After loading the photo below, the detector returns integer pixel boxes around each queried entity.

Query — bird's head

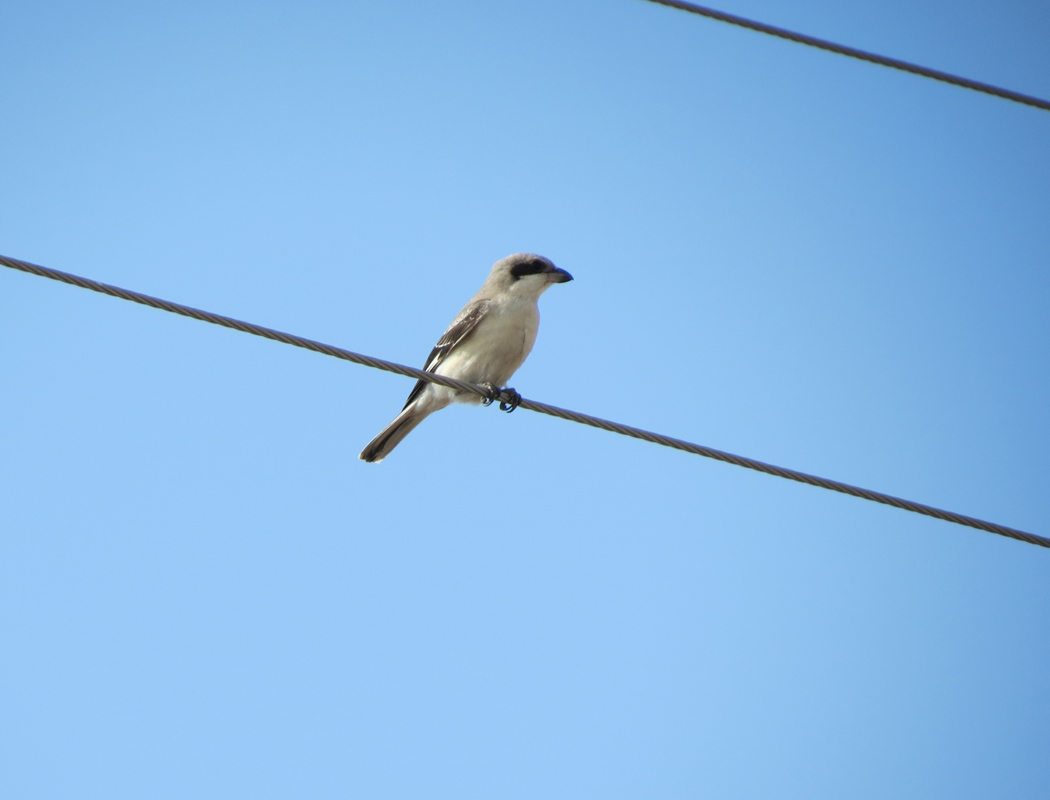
[490,253,573,297]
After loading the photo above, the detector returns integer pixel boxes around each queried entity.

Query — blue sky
[2,1,1048,797]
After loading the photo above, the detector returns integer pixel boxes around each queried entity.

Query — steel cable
[641,0,1050,113]
[3,253,1047,550]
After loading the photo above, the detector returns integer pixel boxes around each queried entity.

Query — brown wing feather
[401,299,489,409]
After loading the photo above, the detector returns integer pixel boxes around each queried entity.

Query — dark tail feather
[359,407,429,463]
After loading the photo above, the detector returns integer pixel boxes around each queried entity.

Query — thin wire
[3,253,1047,550]
[641,0,1050,113]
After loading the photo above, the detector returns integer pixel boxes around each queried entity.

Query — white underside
[425,290,540,409]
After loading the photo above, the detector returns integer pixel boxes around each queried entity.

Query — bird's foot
[499,387,521,413]
[479,383,521,412]
[479,382,501,407]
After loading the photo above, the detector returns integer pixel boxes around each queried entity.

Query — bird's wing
[401,299,490,409]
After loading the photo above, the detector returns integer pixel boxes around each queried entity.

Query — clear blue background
[2,1,1048,797]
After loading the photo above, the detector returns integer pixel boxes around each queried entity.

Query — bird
[359,253,573,463]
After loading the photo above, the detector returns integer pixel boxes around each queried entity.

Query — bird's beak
[548,266,573,283]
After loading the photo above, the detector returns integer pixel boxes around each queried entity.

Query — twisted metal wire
[3,253,1047,550]
[642,0,1050,113]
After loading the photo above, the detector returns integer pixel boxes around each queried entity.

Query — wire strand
[3,253,1047,550]
[641,0,1050,113]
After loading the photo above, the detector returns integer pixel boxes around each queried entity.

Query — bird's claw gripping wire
[480,383,501,407]
[499,388,522,413]
[479,383,521,412]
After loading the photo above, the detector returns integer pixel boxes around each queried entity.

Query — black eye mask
[510,259,549,279]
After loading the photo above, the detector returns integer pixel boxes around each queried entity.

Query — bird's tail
[359,405,430,463]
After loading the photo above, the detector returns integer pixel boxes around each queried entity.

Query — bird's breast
[436,297,539,390]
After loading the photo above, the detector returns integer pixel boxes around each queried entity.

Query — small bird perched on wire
[359,253,573,463]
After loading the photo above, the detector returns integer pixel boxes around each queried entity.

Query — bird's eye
[510,259,547,279]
